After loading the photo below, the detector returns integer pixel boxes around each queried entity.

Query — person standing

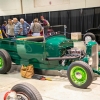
[31,18,42,36]
[13,18,23,36]
[30,19,34,29]
[0,25,3,39]
[40,16,50,36]
[1,21,8,38]
[20,18,30,36]
[6,19,15,38]
[30,18,38,30]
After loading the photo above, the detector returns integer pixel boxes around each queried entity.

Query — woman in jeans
[6,19,15,38]
[31,18,43,36]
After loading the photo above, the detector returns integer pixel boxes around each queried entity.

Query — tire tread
[11,82,43,100]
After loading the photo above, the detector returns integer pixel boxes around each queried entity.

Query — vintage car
[0,33,100,89]
[83,25,100,44]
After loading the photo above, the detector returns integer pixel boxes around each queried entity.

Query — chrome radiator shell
[91,44,98,70]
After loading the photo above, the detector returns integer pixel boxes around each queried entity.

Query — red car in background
[27,27,54,36]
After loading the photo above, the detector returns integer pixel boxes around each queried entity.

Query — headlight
[88,57,93,65]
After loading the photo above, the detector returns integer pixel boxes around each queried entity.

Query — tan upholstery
[17,36,44,42]
[17,36,44,40]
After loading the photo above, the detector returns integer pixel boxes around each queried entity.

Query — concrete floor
[0,41,100,100]
[0,70,100,100]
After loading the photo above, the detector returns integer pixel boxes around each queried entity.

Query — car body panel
[0,35,73,70]
[86,28,100,34]
[45,35,73,57]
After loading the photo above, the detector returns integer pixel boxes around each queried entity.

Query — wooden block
[71,32,82,40]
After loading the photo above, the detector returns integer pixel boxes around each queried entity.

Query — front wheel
[67,61,94,89]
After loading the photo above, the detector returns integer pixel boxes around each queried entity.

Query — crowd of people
[0,16,50,39]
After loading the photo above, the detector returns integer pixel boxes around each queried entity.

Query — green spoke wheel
[70,66,87,86]
[67,61,93,89]
[0,57,3,69]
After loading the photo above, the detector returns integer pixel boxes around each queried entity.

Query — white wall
[22,0,34,14]
[0,0,22,16]
[0,0,100,16]
[22,0,100,14]
[86,0,100,8]
[22,0,85,14]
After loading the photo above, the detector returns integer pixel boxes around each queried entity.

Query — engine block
[67,47,84,57]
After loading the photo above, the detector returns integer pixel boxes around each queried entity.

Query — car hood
[45,34,73,48]
[86,28,100,33]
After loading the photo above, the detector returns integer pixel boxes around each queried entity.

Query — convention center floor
[0,68,100,100]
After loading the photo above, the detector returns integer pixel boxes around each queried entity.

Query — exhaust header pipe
[46,56,79,61]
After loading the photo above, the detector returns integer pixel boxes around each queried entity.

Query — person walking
[40,16,50,36]
[13,18,23,36]
[6,19,15,38]
[31,18,42,36]
[20,18,30,36]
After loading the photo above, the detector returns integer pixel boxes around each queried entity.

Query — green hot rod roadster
[0,33,99,89]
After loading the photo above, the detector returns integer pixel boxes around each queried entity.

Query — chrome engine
[67,47,85,57]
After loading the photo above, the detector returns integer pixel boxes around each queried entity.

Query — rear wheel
[67,61,93,89]
[0,49,11,74]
